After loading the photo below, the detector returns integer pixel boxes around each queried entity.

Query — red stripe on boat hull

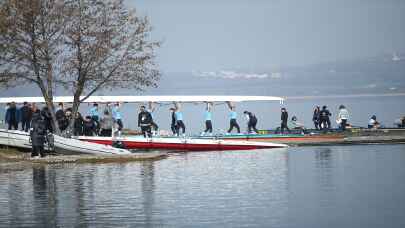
[82,139,282,151]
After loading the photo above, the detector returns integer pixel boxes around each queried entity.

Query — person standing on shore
[89,103,100,134]
[227,105,240,134]
[320,106,332,130]
[99,109,114,137]
[280,107,290,134]
[169,108,177,135]
[312,106,321,130]
[138,105,153,138]
[203,102,213,135]
[30,110,47,158]
[55,103,68,132]
[147,102,159,135]
[174,103,186,136]
[5,102,18,130]
[112,102,123,135]
[337,105,349,130]
[244,111,259,134]
[20,102,32,132]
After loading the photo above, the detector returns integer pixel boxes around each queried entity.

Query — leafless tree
[0,0,160,134]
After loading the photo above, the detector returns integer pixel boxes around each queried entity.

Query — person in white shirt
[337,105,349,130]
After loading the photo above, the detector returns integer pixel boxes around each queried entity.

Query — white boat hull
[0,129,131,155]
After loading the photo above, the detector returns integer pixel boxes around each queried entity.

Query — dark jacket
[171,112,176,126]
[320,108,331,119]
[74,116,84,136]
[41,108,53,132]
[20,105,32,122]
[138,111,153,127]
[83,120,95,136]
[281,111,288,123]
[56,109,68,131]
[246,112,257,124]
[312,109,320,121]
[5,106,17,123]
[31,113,47,146]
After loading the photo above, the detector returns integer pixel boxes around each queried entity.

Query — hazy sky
[128,0,405,72]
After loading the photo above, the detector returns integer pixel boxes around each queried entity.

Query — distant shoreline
[286,93,405,100]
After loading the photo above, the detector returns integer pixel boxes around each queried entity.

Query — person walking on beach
[312,106,321,130]
[138,105,153,138]
[319,106,331,129]
[5,102,18,130]
[20,102,32,132]
[203,102,213,135]
[30,110,47,158]
[280,107,290,134]
[244,111,258,134]
[337,105,349,130]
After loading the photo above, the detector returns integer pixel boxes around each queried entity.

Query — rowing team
[138,102,258,138]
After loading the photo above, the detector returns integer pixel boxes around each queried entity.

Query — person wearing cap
[337,105,349,130]
[244,111,258,134]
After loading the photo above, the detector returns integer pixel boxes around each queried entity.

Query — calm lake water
[1,144,405,227]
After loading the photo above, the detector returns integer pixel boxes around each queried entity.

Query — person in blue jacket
[227,105,240,134]
[203,103,213,135]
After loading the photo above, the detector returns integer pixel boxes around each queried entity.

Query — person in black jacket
[41,107,53,133]
[30,110,47,158]
[319,105,332,130]
[55,102,68,131]
[5,102,18,130]
[83,115,96,136]
[138,106,153,138]
[244,111,258,133]
[20,102,32,132]
[280,107,290,134]
[73,113,84,136]
[312,106,321,130]
[169,108,177,135]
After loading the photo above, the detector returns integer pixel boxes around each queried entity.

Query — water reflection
[140,161,156,227]
[32,166,50,227]
[1,145,405,227]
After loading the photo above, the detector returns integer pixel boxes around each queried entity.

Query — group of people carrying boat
[3,100,405,139]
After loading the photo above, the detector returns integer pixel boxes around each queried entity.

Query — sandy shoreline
[0,147,167,171]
